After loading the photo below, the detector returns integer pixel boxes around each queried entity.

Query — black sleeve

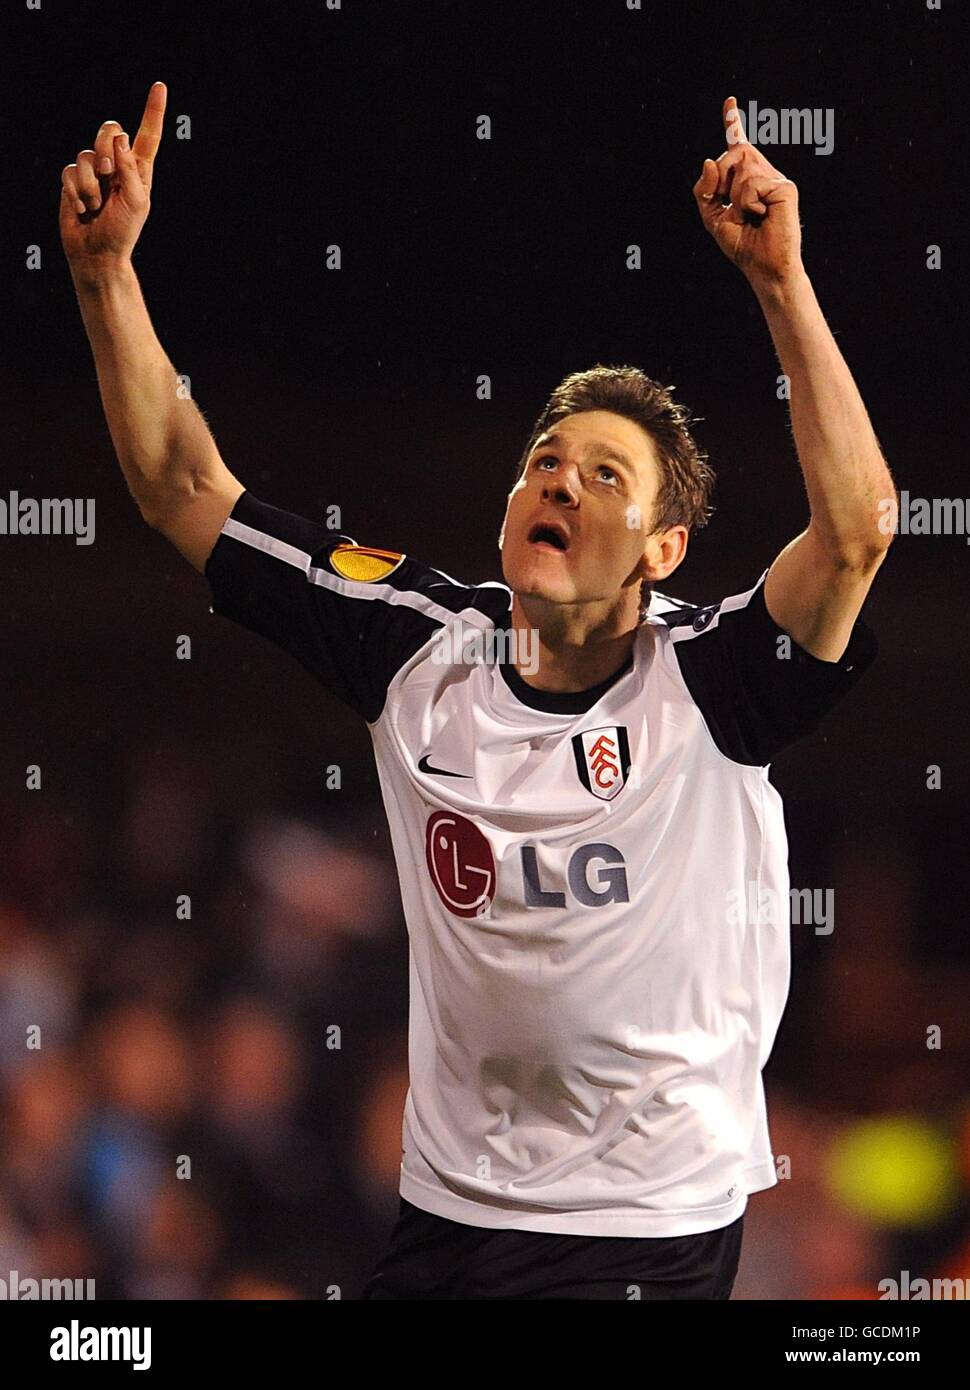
[665,573,878,766]
[204,490,464,722]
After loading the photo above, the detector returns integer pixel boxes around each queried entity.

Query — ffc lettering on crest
[571,726,631,801]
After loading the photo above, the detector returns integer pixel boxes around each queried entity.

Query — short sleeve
[204,490,462,722]
[662,572,878,766]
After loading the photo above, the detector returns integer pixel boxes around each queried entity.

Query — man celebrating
[61,87,894,1300]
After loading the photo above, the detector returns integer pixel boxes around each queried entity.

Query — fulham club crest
[572,726,631,801]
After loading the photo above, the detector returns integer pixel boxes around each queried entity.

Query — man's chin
[506,575,576,608]
[501,550,583,606]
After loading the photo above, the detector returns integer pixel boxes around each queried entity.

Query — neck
[508,590,645,692]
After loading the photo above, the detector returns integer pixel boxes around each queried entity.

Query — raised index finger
[722,94,748,146]
[132,81,167,164]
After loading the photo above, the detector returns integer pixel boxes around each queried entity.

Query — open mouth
[527,522,570,552]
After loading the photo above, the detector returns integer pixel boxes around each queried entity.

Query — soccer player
[61,86,895,1300]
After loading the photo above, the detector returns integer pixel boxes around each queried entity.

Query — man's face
[499,410,672,610]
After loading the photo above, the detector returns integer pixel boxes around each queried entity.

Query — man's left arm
[693,97,898,661]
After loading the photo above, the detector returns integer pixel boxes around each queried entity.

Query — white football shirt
[206,491,877,1237]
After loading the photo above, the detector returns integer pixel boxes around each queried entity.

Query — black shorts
[360,1197,744,1300]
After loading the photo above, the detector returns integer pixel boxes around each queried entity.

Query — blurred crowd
[0,742,412,1299]
[1,735,968,1300]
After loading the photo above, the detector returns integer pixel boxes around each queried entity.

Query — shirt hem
[741,1155,779,1196]
[399,1169,754,1238]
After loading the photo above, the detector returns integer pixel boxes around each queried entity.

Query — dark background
[2,0,968,1299]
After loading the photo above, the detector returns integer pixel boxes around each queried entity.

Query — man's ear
[635,525,690,584]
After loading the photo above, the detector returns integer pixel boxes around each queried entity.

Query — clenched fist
[60,82,167,271]
[693,96,803,290]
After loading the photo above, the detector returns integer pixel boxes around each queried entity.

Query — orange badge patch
[329,544,405,582]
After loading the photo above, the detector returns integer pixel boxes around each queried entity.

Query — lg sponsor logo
[425,811,629,917]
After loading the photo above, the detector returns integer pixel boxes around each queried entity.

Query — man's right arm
[70,259,243,572]
[59,84,500,724]
[61,82,243,572]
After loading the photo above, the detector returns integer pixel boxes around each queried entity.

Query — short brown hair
[515,364,715,536]
[514,364,711,614]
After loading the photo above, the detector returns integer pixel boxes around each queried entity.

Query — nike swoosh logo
[418,754,471,778]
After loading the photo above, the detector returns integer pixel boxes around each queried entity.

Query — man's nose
[541,474,579,505]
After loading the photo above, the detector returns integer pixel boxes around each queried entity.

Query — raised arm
[692,97,897,661]
[60,82,243,573]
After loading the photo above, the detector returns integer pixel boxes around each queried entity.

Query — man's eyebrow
[531,432,637,473]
